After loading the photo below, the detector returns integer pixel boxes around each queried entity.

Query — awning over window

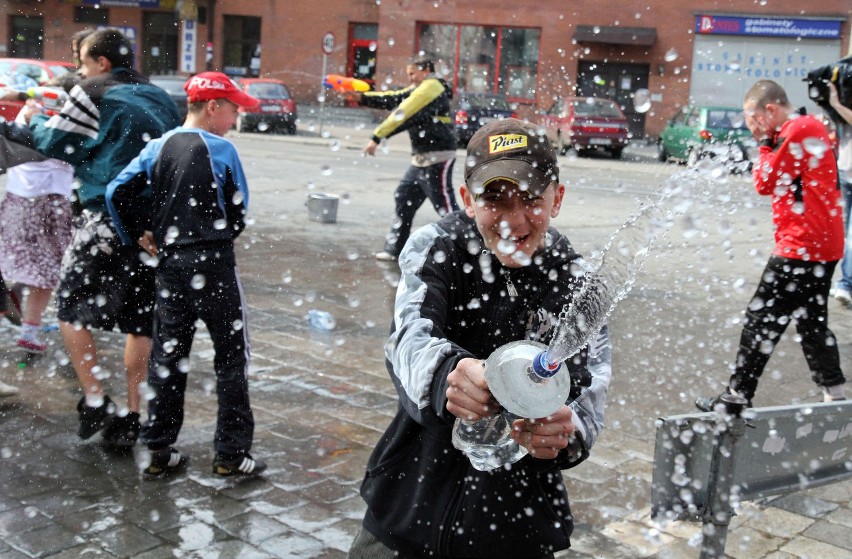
[574,26,657,46]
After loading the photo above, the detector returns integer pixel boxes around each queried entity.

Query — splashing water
[543,194,667,367]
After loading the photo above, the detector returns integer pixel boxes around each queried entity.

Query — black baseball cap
[464,118,559,197]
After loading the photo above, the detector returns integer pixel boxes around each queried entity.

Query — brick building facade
[1,0,849,137]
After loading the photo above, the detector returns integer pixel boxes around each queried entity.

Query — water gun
[323,74,370,93]
[26,86,69,115]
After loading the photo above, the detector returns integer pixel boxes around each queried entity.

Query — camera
[806,56,852,123]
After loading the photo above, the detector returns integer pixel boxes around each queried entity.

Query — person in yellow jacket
[352,57,459,261]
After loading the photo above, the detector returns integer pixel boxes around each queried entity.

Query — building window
[74,7,109,25]
[10,16,44,58]
[417,23,540,102]
[223,15,262,77]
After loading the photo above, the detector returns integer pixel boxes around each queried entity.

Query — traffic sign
[321,32,335,55]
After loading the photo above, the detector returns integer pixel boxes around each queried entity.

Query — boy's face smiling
[460,177,565,268]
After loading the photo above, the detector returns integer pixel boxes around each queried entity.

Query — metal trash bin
[306,193,339,224]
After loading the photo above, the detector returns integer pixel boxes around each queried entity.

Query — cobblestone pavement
[0,122,850,558]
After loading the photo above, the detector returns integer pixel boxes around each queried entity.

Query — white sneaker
[832,287,852,305]
[374,251,397,262]
[0,380,19,398]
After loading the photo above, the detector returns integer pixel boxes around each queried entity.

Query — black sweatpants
[729,255,846,401]
[141,261,254,457]
[383,158,458,257]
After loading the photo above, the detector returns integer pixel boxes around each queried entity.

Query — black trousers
[347,524,555,559]
[140,263,254,457]
[383,158,458,256]
[729,255,846,401]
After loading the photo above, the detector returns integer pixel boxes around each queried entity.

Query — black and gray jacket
[360,211,612,558]
[360,76,456,155]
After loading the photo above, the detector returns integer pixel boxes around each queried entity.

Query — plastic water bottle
[307,309,336,330]
[451,412,527,472]
[452,340,570,471]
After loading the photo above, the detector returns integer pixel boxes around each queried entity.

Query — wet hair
[744,80,790,108]
[409,56,434,73]
[71,29,94,63]
[187,98,234,114]
[80,28,134,69]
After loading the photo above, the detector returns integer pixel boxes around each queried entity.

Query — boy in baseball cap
[105,71,265,479]
[348,118,612,558]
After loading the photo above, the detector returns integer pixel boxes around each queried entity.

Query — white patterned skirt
[0,193,73,289]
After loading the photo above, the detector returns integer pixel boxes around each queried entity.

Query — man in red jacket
[697,80,847,411]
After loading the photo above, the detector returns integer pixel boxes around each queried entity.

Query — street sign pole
[319,32,335,136]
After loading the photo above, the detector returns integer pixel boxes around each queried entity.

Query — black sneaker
[143,447,188,480]
[77,395,115,439]
[212,453,267,477]
[102,412,140,447]
[695,390,752,413]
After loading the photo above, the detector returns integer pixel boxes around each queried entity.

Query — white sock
[824,384,847,402]
[20,322,41,343]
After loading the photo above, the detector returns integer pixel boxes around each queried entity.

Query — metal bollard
[699,393,749,559]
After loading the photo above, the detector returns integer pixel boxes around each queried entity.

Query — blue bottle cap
[531,351,560,378]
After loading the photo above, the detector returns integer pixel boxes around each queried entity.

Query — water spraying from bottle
[453,175,693,472]
[542,194,668,367]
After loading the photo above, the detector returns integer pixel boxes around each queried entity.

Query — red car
[540,96,630,159]
[0,58,77,121]
[234,77,297,135]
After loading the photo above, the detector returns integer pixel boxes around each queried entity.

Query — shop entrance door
[577,61,649,139]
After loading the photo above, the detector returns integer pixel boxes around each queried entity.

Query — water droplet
[633,88,651,113]
[191,274,206,289]
[664,48,678,62]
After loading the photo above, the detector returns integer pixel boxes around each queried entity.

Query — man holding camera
[829,80,852,304]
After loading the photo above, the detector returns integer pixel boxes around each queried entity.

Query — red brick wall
[1,0,849,137]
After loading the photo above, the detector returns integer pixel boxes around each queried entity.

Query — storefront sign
[696,15,841,39]
[181,20,197,74]
[83,0,161,7]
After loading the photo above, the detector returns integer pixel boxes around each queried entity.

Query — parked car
[539,96,630,159]
[0,58,76,121]
[453,92,516,147]
[234,78,297,134]
[658,105,756,173]
[149,74,189,121]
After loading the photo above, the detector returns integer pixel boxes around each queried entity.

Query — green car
[658,105,757,173]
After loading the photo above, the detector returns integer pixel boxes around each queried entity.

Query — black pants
[729,255,846,400]
[140,263,254,457]
[383,158,458,256]
[347,525,555,559]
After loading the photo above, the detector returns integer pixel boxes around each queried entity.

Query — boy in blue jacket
[106,72,266,478]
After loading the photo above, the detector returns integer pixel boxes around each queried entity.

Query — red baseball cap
[183,72,260,108]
